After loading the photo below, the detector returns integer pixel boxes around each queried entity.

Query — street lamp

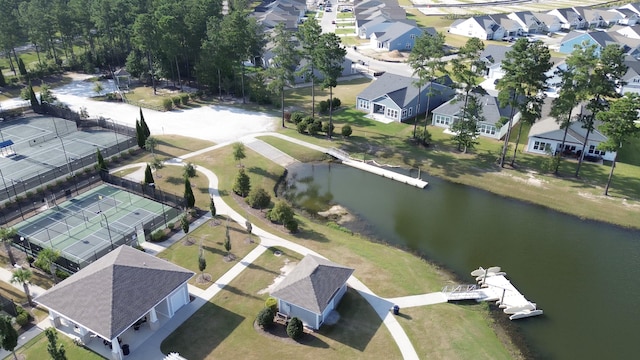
[99,213,114,250]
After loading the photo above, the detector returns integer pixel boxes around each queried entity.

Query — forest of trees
[0,0,278,97]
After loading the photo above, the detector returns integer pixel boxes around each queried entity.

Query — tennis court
[14,184,181,271]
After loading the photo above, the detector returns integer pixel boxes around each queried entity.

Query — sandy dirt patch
[257,259,297,295]
[317,204,356,224]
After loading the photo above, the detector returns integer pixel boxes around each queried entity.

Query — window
[533,141,549,151]
[406,43,411,49]
[401,109,407,118]
[386,108,398,119]
[408,107,413,116]
[358,99,370,110]
[588,145,605,155]
[478,123,496,135]
[410,34,416,39]
[433,114,452,126]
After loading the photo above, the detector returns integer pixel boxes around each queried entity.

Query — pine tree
[140,108,150,138]
[28,83,39,109]
[224,224,231,256]
[184,178,195,209]
[232,168,251,197]
[136,120,145,148]
[45,328,66,360]
[181,213,190,234]
[0,70,6,87]
[96,148,107,171]
[144,164,154,184]
[209,198,216,217]
[0,314,19,360]
[17,57,27,76]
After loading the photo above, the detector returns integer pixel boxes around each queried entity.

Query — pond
[283,162,640,359]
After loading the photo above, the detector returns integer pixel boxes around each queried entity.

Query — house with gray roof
[530,12,563,33]
[526,104,614,161]
[620,56,640,94]
[356,72,455,123]
[547,7,587,30]
[614,24,640,39]
[490,13,523,37]
[507,11,545,34]
[35,245,194,360]
[431,91,520,140]
[369,22,424,51]
[480,44,512,80]
[608,8,639,26]
[449,15,505,40]
[270,254,354,330]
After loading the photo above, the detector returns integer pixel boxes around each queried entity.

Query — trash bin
[122,344,130,356]
[393,305,400,315]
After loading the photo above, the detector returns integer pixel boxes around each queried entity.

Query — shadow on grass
[165,176,184,185]
[160,302,244,359]
[318,288,382,352]
[245,166,280,183]
[245,262,279,275]
[217,284,262,301]
[298,227,330,243]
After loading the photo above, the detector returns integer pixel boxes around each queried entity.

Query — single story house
[270,254,354,330]
[449,15,505,40]
[35,245,194,360]
[479,45,512,80]
[526,106,615,161]
[355,72,456,123]
[431,91,520,139]
[369,22,424,51]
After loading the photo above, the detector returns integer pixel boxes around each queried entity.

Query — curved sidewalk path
[116,134,429,359]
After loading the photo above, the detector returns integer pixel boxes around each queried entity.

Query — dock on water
[326,148,428,189]
[442,267,543,320]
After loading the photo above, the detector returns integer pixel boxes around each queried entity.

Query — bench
[274,312,290,325]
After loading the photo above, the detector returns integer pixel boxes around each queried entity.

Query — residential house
[620,56,640,94]
[261,46,354,84]
[526,106,614,161]
[598,9,624,27]
[34,246,194,360]
[559,30,618,54]
[572,6,607,28]
[448,15,505,40]
[547,7,587,30]
[619,2,640,16]
[614,24,640,39]
[358,18,418,39]
[431,91,520,140]
[479,45,512,80]
[507,11,545,34]
[608,8,639,26]
[530,12,563,33]
[355,72,455,123]
[253,0,307,29]
[270,254,354,330]
[490,13,523,37]
[370,22,424,51]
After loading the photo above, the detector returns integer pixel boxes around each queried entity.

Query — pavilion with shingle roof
[35,245,193,360]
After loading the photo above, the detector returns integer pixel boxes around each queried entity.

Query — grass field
[6,331,104,360]
[161,247,401,359]
[157,218,257,289]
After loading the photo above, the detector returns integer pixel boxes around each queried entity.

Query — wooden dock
[326,148,428,189]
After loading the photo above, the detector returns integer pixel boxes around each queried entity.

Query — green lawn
[6,331,104,360]
[157,218,257,289]
[335,28,356,35]
[161,247,401,359]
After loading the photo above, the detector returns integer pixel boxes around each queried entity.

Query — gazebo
[113,68,131,91]
[35,245,194,360]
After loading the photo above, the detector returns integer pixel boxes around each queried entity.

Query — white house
[608,8,640,26]
[270,255,354,330]
[35,246,194,360]
[507,11,545,34]
[526,107,615,161]
[547,8,587,30]
[479,45,512,80]
[449,15,505,40]
[620,57,640,94]
[531,12,563,33]
[431,91,521,140]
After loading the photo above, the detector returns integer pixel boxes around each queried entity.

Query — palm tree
[0,227,18,266]
[36,248,60,283]
[10,268,33,306]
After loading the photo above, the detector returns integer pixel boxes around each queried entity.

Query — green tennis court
[14,184,180,271]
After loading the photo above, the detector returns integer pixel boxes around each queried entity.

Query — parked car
[325,7,332,12]
[341,8,352,12]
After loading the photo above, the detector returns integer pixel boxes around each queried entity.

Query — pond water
[283,162,640,359]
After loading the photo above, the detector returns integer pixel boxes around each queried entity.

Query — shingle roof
[529,103,607,143]
[35,245,194,340]
[270,255,353,314]
[432,91,516,125]
[376,22,421,43]
[480,45,512,65]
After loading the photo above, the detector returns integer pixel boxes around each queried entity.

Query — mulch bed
[253,320,315,345]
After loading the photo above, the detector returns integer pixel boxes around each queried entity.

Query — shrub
[296,119,308,134]
[265,297,278,311]
[172,96,181,106]
[246,187,271,209]
[332,97,341,108]
[162,98,173,111]
[284,111,292,123]
[56,269,69,280]
[180,93,190,105]
[15,312,29,327]
[167,222,175,229]
[286,317,303,340]
[318,100,329,114]
[341,125,352,137]
[291,112,304,124]
[307,119,322,135]
[267,200,294,224]
[256,307,275,329]
[151,230,166,242]
[322,121,334,135]
[284,219,299,233]
[233,168,251,197]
